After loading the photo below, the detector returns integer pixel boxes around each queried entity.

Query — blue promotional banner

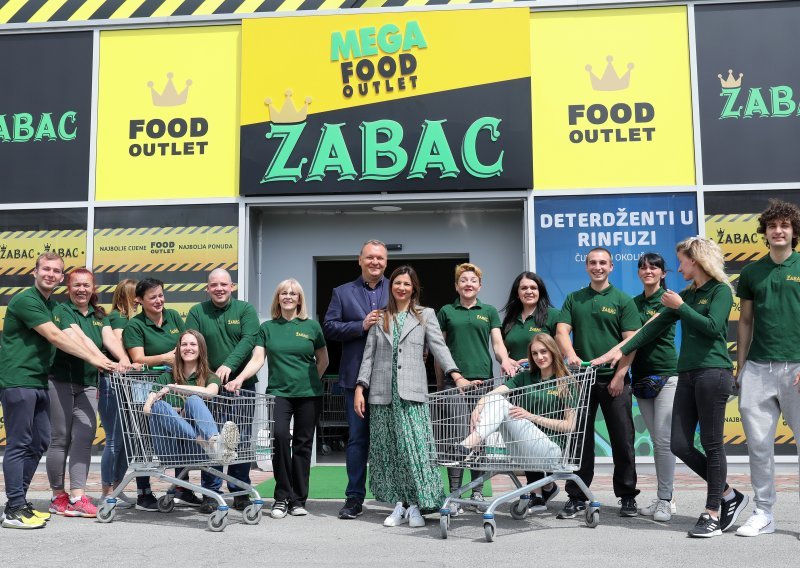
[534,193,698,308]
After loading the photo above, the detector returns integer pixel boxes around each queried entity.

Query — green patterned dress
[368,311,446,512]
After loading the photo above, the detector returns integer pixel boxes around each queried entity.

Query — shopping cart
[428,365,598,542]
[97,370,275,532]
[318,375,348,455]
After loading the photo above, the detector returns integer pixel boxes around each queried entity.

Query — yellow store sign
[531,7,695,189]
[95,27,240,200]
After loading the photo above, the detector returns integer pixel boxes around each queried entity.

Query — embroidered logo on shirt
[227,319,240,325]
[475,314,489,323]
[295,331,311,340]
[698,298,709,305]
[92,320,104,327]
[528,326,544,333]
[646,309,657,317]
[786,275,800,283]
[601,306,617,315]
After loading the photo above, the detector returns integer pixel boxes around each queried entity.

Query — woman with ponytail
[594,238,749,538]
[47,268,131,519]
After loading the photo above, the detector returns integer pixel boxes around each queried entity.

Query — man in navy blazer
[323,239,389,519]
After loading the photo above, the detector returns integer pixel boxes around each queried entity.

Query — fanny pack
[632,375,669,399]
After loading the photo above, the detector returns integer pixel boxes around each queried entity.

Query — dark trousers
[273,395,321,506]
[565,381,638,500]
[1,387,51,508]
[202,386,255,493]
[343,387,370,502]
[671,368,732,512]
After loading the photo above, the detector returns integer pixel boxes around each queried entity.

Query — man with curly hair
[736,199,800,538]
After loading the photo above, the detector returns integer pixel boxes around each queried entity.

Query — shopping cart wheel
[510,499,528,520]
[208,510,228,532]
[157,495,175,513]
[97,503,116,523]
[321,444,332,456]
[483,519,496,542]
[439,514,450,539]
[334,440,346,451]
[242,504,262,525]
[585,508,600,528]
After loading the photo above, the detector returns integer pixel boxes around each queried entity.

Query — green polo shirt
[437,298,501,380]
[123,309,185,356]
[504,369,579,442]
[737,251,800,361]
[558,284,640,381]
[503,307,561,361]
[630,289,678,379]
[51,301,109,387]
[153,371,221,409]
[108,309,130,331]
[186,299,260,388]
[622,280,733,372]
[258,317,326,398]
[0,287,58,389]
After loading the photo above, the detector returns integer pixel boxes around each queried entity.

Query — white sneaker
[736,509,775,537]
[384,502,407,527]
[639,498,676,516]
[653,499,673,522]
[406,504,425,528]
[203,434,225,462]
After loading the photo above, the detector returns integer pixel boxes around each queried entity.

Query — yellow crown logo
[585,56,634,91]
[147,72,192,107]
[265,90,312,124]
[718,69,743,88]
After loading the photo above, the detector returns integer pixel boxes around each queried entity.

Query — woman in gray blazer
[354,265,466,528]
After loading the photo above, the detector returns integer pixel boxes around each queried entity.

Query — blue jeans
[149,396,219,466]
[98,374,128,487]
[344,387,369,501]
[201,387,254,493]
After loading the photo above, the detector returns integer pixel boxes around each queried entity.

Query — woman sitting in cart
[449,333,578,484]
[143,329,239,465]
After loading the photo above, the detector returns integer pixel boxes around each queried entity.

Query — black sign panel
[0,32,93,203]
[696,2,800,185]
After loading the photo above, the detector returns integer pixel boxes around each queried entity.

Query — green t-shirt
[504,369,579,441]
[503,307,561,361]
[623,280,733,372]
[0,287,58,389]
[437,298,501,379]
[558,284,640,380]
[51,301,110,386]
[259,317,326,398]
[737,251,800,362]
[123,309,185,356]
[153,371,221,409]
[630,289,678,379]
[108,309,130,331]
[186,299,260,388]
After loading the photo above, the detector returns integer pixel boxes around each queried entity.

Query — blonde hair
[111,279,138,319]
[676,237,734,293]
[454,262,482,283]
[270,278,309,320]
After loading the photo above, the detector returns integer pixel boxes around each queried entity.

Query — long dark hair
[638,253,668,289]
[68,268,106,320]
[383,265,424,332]
[501,271,553,336]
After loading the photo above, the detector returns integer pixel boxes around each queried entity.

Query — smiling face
[456,271,481,302]
[179,332,200,365]
[358,244,388,283]
[34,258,64,295]
[677,251,697,281]
[68,272,94,309]
[207,271,233,308]
[517,277,540,309]
[765,218,794,249]
[586,250,613,285]
[638,262,664,288]
[140,286,165,317]
[529,339,554,376]
[278,286,299,314]
[392,273,414,304]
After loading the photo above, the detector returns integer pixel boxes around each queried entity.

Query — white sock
[722,490,735,502]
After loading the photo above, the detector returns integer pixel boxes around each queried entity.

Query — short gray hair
[359,239,387,255]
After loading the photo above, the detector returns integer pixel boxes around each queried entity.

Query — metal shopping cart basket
[98,370,275,532]
[427,364,598,541]
[318,375,348,455]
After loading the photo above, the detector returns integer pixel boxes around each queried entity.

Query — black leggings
[670,368,733,512]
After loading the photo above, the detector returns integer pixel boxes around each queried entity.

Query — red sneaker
[48,493,70,515]
[64,496,98,518]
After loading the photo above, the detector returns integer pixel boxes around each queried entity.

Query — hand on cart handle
[500,358,518,377]
[591,346,622,368]
[216,365,233,382]
[454,375,480,394]
[565,353,583,367]
[224,377,244,393]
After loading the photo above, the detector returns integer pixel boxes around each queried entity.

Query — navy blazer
[323,276,389,389]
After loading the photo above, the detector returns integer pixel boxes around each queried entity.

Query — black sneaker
[338,498,363,519]
[136,492,159,512]
[174,489,202,507]
[233,496,253,511]
[719,488,749,532]
[271,500,288,519]
[529,483,560,512]
[619,497,638,517]
[199,495,218,515]
[556,497,587,519]
[688,513,722,538]
[441,444,474,467]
